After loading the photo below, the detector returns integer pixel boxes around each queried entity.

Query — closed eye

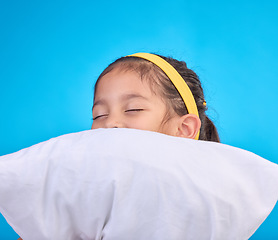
[92,114,108,120]
[125,109,144,112]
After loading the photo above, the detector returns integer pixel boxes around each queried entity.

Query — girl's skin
[17,66,201,240]
[91,68,201,139]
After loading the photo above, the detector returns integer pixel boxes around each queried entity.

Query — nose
[105,113,125,128]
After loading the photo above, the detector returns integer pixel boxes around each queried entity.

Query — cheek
[91,123,96,129]
[126,115,162,131]
[91,121,103,129]
[159,116,180,136]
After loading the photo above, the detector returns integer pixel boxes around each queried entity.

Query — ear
[176,114,201,139]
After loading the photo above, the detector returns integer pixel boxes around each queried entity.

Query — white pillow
[0,128,277,240]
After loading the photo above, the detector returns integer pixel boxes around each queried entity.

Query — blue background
[0,0,277,239]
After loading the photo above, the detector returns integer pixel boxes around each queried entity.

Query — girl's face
[91,68,180,136]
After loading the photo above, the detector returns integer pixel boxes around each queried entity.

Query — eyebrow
[92,93,148,110]
[92,99,105,110]
[121,93,149,102]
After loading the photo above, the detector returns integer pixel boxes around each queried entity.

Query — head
[91,53,220,142]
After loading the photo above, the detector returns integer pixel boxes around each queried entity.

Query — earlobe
[176,114,201,139]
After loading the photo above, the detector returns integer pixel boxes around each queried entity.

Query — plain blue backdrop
[0,0,277,239]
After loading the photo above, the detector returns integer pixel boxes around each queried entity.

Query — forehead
[94,68,154,98]
[95,63,161,98]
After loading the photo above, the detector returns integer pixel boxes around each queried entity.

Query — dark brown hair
[94,54,220,142]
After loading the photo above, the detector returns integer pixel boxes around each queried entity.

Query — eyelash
[125,109,144,112]
[92,109,144,121]
[92,114,108,120]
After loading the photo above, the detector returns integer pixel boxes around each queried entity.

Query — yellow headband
[128,53,200,140]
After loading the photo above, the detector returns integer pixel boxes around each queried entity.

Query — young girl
[91,52,220,142]
[9,53,278,240]
[17,52,219,240]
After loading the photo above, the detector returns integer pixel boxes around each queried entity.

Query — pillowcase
[0,128,277,240]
